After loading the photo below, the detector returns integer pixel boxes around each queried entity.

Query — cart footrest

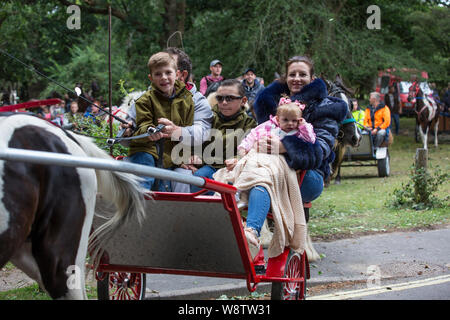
[254,265,266,275]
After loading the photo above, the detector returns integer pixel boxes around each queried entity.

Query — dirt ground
[0,266,34,292]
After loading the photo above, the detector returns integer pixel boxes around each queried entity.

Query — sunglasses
[216,95,243,102]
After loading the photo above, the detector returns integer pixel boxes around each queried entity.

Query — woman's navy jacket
[253,78,348,180]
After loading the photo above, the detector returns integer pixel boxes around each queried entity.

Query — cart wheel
[377,150,390,177]
[271,250,307,300]
[97,272,146,300]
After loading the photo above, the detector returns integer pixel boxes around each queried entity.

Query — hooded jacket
[129,80,194,168]
[253,78,348,180]
[202,105,256,169]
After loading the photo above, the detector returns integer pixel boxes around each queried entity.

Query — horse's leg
[334,145,345,185]
[418,125,427,150]
[0,172,41,281]
[10,242,45,290]
[415,117,419,142]
[434,119,439,147]
[32,171,95,300]
[32,203,91,300]
[335,165,341,185]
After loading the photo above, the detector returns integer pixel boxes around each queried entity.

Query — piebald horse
[409,84,440,149]
[0,114,145,299]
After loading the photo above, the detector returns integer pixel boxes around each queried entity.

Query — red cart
[92,171,310,301]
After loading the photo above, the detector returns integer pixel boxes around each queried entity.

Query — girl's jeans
[246,169,324,236]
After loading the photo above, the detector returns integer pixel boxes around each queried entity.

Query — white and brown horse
[409,84,440,149]
[0,114,145,299]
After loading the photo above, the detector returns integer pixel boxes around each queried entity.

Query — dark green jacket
[129,80,194,168]
[202,105,256,169]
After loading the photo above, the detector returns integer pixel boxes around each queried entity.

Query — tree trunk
[161,0,186,48]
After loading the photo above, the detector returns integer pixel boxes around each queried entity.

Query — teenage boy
[128,52,194,190]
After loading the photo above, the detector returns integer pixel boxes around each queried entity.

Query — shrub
[71,115,128,158]
[387,164,449,210]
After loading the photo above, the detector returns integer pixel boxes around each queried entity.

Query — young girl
[237,97,315,157]
[213,97,315,259]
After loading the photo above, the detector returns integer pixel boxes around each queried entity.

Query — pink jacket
[238,115,316,152]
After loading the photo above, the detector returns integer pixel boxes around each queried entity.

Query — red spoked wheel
[271,250,306,300]
[97,272,146,300]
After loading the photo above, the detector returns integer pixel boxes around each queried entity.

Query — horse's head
[323,74,361,148]
[339,109,361,148]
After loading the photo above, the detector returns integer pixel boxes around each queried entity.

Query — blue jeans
[190,165,218,194]
[300,169,324,203]
[128,152,171,191]
[391,114,400,135]
[246,169,324,235]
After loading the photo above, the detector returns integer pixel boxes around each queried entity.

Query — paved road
[309,274,450,300]
[143,226,450,300]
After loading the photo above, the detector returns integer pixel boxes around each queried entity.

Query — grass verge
[310,117,450,240]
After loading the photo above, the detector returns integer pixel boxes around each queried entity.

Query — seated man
[363,92,391,147]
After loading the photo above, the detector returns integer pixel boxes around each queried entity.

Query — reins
[67,124,166,146]
[0,49,131,128]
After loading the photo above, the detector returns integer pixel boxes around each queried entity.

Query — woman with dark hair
[244,56,348,256]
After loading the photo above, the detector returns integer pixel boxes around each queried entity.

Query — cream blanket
[213,149,306,258]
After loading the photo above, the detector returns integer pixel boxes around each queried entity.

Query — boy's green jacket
[129,80,194,168]
[202,105,256,169]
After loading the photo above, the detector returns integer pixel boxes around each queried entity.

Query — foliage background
[0,0,448,104]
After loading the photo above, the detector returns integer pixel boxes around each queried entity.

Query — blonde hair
[147,52,177,74]
[277,102,302,119]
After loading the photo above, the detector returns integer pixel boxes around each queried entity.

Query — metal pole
[108,5,113,156]
[0,148,206,188]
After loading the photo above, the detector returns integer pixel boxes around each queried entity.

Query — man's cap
[243,67,256,75]
[210,59,222,67]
